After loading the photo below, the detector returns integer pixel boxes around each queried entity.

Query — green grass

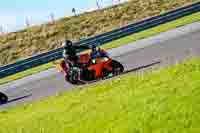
[1,12,200,85]
[1,58,200,133]
[103,11,200,49]
[0,61,56,85]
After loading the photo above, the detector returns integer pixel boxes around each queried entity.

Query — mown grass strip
[0,12,200,85]
[102,11,200,49]
[1,58,200,133]
[0,62,55,85]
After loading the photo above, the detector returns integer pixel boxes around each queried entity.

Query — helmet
[62,40,72,48]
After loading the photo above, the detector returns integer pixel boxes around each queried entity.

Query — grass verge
[0,62,55,85]
[102,11,200,49]
[1,58,200,133]
[0,12,200,85]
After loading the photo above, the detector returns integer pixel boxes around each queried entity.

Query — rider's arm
[62,49,67,58]
[100,49,108,57]
[76,45,90,50]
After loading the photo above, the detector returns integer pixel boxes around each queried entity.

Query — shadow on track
[80,61,161,85]
[123,60,161,74]
[7,94,32,104]
[0,94,32,106]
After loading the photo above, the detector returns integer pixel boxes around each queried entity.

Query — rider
[90,44,107,59]
[90,44,108,59]
[62,40,78,67]
[62,39,90,66]
[97,46,108,57]
[62,39,90,81]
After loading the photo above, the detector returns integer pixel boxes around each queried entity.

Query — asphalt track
[1,22,200,109]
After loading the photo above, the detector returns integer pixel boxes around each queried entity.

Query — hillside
[1,58,200,132]
[0,0,199,65]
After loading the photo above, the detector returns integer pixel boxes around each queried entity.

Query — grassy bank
[0,0,198,65]
[0,12,200,85]
[1,58,200,133]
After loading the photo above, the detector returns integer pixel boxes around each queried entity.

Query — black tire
[65,75,69,82]
[111,60,124,75]
[82,69,95,81]
[0,92,8,105]
[68,69,79,84]
[70,73,78,84]
[65,75,78,84]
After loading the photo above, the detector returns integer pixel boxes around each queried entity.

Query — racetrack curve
[1,22,200,109]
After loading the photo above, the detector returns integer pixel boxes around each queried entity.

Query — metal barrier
[0,1,200,78]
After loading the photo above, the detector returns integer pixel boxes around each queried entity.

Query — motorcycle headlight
[92,59,96,64]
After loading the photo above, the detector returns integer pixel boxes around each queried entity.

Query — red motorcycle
[59,46,124,84]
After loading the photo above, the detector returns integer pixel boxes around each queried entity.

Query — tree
[96,0,103,9]
[0,26,4,34]
[25,17,30,27]
[96,0,100,9]
[72,8,76,16]
[112,0,121,5]
[50,13,55,24]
